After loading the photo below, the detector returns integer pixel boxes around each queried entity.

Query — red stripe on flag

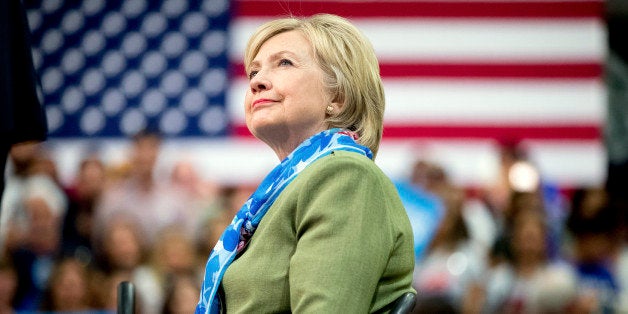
[231,62,603,79]
[231,124,600,140]
[379,62,602,79]
[234,0,603,19]
[382,124,601,140]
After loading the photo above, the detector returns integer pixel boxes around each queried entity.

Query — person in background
[9,178,66,311]
[162,272,201,314]
[166,160,216,247]
[90,270,141,313]
[0,143,60,256]
[479,194,579,313]
[94,129,193,246]
[196,14,415,313]
[92,216,159,314]
[412,185,485,313]
[0,0,48,211]
[482,143,568,260]
[152,225,201,278]
[133,225,202,314]
[196,183,257,260]
[0,257,17,314]
[61,156,106,261]
[567,188,622,313]
[481,143,523,218]
[170,159,220,214]
[39,256,92,312]
[409,159,496,259]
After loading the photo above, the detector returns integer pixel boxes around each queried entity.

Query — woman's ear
[330,100,345,113]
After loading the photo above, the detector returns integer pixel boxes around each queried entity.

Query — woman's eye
[248,70,258,80]
[279,59,293,66]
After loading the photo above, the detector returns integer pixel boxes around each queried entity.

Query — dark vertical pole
[117,281,135,314]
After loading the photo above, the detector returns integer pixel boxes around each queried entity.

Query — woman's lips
[252,98,275,109]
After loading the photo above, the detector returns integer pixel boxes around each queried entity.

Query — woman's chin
[247,120,282,141]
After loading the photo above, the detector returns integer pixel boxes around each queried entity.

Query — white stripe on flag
[230,18,606,62]
[228,78,605,125]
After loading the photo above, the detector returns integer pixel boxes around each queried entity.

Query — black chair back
[390,292,417,314]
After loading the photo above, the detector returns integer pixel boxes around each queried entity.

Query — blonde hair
[244,14,385,158]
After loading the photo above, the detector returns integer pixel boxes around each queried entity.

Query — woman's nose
[249,72,270,92]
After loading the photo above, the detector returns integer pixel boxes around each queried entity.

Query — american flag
[25,0,231,137]
[25,0,606,188]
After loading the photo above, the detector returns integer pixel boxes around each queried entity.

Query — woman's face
[512,211,546,260]
[51,260,88,310]
[104,221,142,270]
[244,30,331,150]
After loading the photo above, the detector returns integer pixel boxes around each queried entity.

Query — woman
[196,14,415,313]
[413,185,485,312]
[40,257,91,312]
[479,195,578,313]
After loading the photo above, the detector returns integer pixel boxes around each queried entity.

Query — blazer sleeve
[288,152,410,313]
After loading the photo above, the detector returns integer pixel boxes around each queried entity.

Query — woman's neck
[262,126,328,161]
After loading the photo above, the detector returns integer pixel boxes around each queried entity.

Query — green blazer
[222,151,416,313]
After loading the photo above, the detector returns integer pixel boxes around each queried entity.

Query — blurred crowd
[409,145,627,314]
[0,131,626,314]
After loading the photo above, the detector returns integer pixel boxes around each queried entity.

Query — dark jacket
[0,0,47,145]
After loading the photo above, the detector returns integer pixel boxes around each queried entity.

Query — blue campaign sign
[394,181,444,262]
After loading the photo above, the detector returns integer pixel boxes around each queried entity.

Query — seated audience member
[161,272,201,314]
[481,144,567,258]
[170,159,220,211]
[413,186,485,312]
[1,142,64,255]
[95,129,195,245]
[0,258,17,313]
[480,194,579,313]
[480,143,523,217]
[567,188,622,313]
[90,270,141,313]
[40,256,91,312]
[61,156,106,260]
[196,184,257,259]
[133,225,202,314]
[10,178,66,310]
[152,225,201,277]
[410,159,496,260]
[92,216,160,314]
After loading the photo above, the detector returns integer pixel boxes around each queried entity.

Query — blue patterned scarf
[196,128,373,314]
